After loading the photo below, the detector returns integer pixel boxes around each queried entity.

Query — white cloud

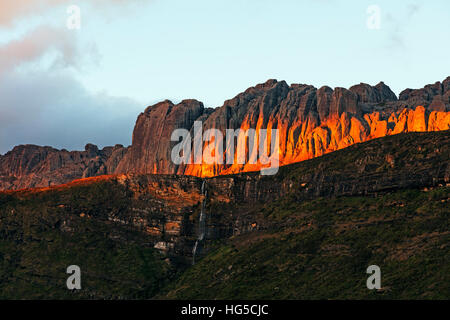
[0,25,80,74]
[0,21,142,154]
[0,0,154,27]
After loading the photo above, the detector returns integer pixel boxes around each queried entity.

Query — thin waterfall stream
[192,179,207,265]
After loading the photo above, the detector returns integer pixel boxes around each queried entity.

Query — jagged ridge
[117,77,450,177]
[1,77,449,190]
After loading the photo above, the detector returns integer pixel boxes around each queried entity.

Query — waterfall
[192,179,207,265]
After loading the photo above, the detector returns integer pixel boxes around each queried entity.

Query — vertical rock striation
[114,77,450,177]
[1,77,449,190]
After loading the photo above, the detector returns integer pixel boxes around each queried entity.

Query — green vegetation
[161,187,450,299]
[0,182,173,299]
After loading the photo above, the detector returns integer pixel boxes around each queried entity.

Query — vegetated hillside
[161,186,450,299]
[159,131,450,299]
[0,178,174,299]
[0,131,449,299]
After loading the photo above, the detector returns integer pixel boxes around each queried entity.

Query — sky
[0,0,449,154]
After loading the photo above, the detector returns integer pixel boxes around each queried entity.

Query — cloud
[0,0,156,154]
[0,0,154,26]
[0,68,142,154]
[0,22,141,154]
[384,3,421,50]
[0,0,62,26]
[407,3,420,18]
[0,25,80,74]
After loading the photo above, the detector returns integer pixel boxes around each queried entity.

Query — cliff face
[114,99,206,175]
[115,77,450,177]
[1,77,449,190]
[1,131,448,299]
[2,131,448,266]
[0,143,127,190]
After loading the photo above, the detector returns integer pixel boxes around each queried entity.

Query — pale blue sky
[0,0,449,153]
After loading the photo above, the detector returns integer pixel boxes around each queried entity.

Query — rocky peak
[402,80,449,113]
[115,98,205,175]
[0,143,127,190]
[84,143,99,157]
[115,77,449,178]
[241,79,289,98]
[375,81,398,101]
[1,77,449,190]
[316,86,333,120]
[331,87,359,116]
[144,99,174,114]
[349,81,397,104]
[255,78,279,89]
[399,77,450,107]
[442,76,450,94]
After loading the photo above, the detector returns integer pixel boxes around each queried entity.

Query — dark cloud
[0,68,142,155]
[0,1,167,155]
[0,23,143,155]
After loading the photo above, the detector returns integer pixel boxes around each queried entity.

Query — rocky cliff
[1,77,449,190]
[116,77,450,177]
[3,130,448,262]
[1,130,449,298]
[0,143,127,190]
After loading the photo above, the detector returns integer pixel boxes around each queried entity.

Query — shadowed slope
[0,131,448,299]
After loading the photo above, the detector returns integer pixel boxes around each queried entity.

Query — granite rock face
[114,99,205,175]
[0,143,127,190]
[349,81,397,104]
[1,77,450,190]
[114,77,450,177]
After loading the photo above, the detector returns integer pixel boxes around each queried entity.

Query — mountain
[1,131,449,299]
[0,144,127,191]
[1,77,450,190]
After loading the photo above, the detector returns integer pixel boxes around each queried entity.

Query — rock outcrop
[114,99,206,175]
[115,77,450,178]
[1,77,450,190]
[0,143,127,190]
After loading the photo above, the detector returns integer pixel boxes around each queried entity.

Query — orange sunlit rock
[179,107,450,178]
[1,78,449,190]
